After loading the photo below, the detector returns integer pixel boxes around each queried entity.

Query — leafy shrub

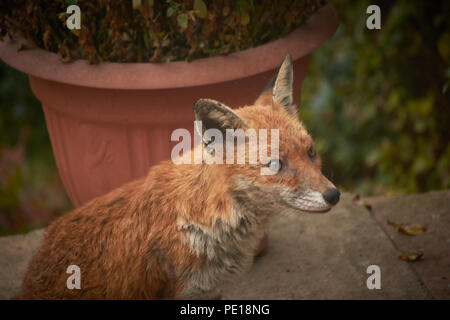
[0,0,325,63]
[301,0,450,195]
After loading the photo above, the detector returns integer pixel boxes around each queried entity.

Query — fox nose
[322,188,340,206]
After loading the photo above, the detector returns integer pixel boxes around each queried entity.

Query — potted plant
[0,0,338,252]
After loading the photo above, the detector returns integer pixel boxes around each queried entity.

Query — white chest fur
[178,204,270,299]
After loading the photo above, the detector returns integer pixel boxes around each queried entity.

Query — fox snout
[280,184,340,214]
[281,170,340,214]
[322,187,340,206]
[285,166,340,213]
[305,177,341,212]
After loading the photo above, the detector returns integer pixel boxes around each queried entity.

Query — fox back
[19,54,340,299]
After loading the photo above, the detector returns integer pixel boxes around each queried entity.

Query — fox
[18,54,340,300]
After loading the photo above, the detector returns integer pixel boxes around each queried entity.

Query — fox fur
[18,54,339,299]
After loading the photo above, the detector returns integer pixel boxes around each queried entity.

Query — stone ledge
[2,191,448,299]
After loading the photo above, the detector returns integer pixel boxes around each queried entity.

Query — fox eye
[307,146,316,161]
[266,159,282,173]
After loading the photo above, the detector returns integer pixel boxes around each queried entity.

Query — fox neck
[170,160,272,226]
[164,161,271,254]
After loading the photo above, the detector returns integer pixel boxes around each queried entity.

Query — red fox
[18,54,340,299]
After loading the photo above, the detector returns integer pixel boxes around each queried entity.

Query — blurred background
[0,0,449,235]
[301,0,449,195]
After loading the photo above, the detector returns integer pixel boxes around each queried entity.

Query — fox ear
[194,98,244,143]
[273,54,296,116]
[255,54,296,117]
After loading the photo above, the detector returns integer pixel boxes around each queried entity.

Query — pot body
[29,58,309,206]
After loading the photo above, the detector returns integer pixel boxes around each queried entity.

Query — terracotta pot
[0,4,338,207]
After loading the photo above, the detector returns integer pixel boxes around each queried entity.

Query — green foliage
[0,0,325,63]
[301,0,450,195]
[0,62,72,235]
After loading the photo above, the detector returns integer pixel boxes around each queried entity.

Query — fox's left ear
[194,98,245,144]
[255,54,297,117]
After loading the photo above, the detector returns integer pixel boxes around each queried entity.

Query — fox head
[194,54,340,214]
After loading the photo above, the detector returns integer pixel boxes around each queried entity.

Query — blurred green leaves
[193,0,207,19]
[301,0,450,195]
[0,62,71,235]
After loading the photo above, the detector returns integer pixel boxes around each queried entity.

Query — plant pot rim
[0,3,338,90]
